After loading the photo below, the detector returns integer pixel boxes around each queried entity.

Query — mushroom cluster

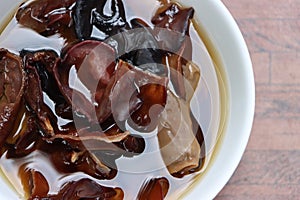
[0,0,205,199]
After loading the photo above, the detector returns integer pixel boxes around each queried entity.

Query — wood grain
[216,0,300,199]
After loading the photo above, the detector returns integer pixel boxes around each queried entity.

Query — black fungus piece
[92,0,128,35]
[116,18,167,76]
[73,0,98,40]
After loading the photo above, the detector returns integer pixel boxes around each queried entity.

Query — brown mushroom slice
[52,130,130,143]
[151,3,194,53]
[165,45,186,99]
[40,137,117,180]
[129,83,167,132]
[16,0,75,36]
[48,130,131,153]
[107,61,168,132]
[0,49,26,146]
[137,177,169,200]
[19,165,50,200]
[61,40,116,88]
[95,59,140,125]
[48,127,145,156]
[54,40,116,123]
[5,112,42,159]
[102,123,146,155]
[20,50,60,74]
[157,90,202,177]
[152,3,194,99]
[164,38,193,100]
[24,64,54,135]
[47,178,124,200]
[20,49,75,122]
[39,122,144,179]
[114,133,145,156]
[20,50,61,101]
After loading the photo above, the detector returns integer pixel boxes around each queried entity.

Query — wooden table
[215,0,300,199]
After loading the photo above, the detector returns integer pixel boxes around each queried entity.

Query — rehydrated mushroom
[73,0,128,39]
[92,0,128,35]
[157,90,202,177]
[157,60,204,178]
[137,177,169,200]
[19,165,50,199]
[164,41,189,99]
[54,40,116,124]
[19,166,123,200]
[5,0,208,198]
[152,3,194,99]
[20,50,65,135]
[21,49,79,135]
[47,178,124,200]
[101,60,168,132]
[115,18,166,76]
[21,50,74,121]
[55,41,168,131]
[23,56,55,135]
[39,137,118,180]
[73,0,98,40]
[5,112,42,158]
[0,49,26,146]
[47,128,145,156]
[38,122,145,179]
[152,3,194,53]
[16,0,76,36]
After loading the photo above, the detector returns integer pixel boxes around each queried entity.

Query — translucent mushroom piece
[158,91,202,176]
[157,61,204,177]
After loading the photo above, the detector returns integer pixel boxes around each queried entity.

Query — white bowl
[0,0,255,199]
[180,0,255,199]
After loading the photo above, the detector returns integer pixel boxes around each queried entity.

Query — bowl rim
[182,0,255,199]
